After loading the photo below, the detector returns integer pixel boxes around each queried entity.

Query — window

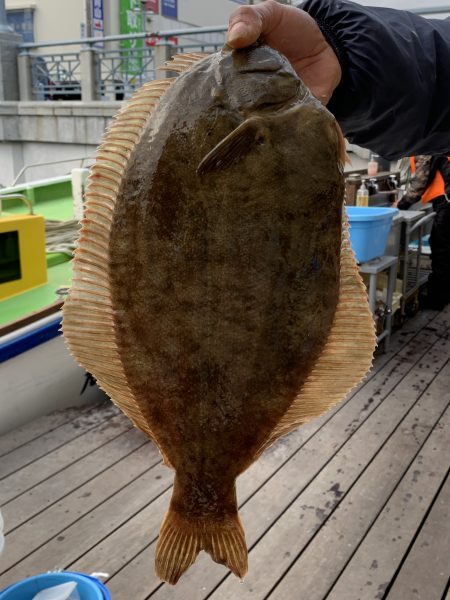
[0,231,22,285]
[7,9,35,43]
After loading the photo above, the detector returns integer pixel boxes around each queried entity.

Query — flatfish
[62,44,375,584]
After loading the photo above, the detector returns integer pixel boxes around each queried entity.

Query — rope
[45,219,80,256]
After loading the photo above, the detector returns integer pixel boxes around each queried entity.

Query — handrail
[0,194,33,216]
[11,156,93,187]
[16,8,450,51]
[408,211,436,235]
[19,26,228,51]
[410,6,450,15]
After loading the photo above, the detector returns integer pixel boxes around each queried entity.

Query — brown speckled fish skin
[111,45,341,570]
[62,44,375,586]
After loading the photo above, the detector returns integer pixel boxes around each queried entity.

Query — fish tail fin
[155,508,203,585]
[202,513,248,580]
[155,483,248,584]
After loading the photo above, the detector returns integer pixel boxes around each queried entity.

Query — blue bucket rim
[345,206,399,222]
[0,571,111,600]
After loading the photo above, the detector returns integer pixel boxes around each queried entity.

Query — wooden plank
[0,411,131,505]
[69,489,171,577]
[271,369,450,600]
[205,338,450,600]
[77,411,338,595]
[1,308,443,595]
[106,541,159,599]
[0,442,159,580]
[2,427,148,534]
[2,288,426,460]
[81,288,439,594]
[0,402,119,481]
[383,478,450,600]
[0,404,93,458]
[71,400,337,593]
[120,312,450,599]
[75,309,440,593]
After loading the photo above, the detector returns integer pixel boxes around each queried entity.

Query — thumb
[227,1,281,48]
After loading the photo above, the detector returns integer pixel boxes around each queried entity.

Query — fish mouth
[237,66,283,75]
[236,64,284,76]
[254,97,298,113]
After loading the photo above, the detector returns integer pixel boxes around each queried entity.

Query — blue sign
[161,0,177,19]
[92,0,104,37]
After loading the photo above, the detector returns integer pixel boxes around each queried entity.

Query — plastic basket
[0,572,111,600]
[346,206,398,263]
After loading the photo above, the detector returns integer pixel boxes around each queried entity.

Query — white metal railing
[18,6,449,103]
[18,27,227,102]
[11,157,93,186]
[410,6,450,16]
[31,52,81,100]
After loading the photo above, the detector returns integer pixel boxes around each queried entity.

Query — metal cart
[359,255,398,351]
[398,209,436,315]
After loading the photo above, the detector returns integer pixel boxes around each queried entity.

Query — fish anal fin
[256,207,376,457]
[197,117,267,176]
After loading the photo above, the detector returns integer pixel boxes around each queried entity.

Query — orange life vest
[409,156,450,203]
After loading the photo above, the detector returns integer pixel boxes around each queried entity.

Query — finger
[227,1,281,48]
[227,6,263,48]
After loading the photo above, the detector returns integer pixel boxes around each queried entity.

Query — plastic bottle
[356,180,369,207]
[367,154,379,176]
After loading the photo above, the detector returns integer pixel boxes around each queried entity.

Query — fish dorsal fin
[62,69,204,442]
[158,52,209,73]
[255,207,376,457]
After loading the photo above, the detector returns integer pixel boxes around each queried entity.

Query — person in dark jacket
[227,0,450,309]
[227,0,450,159]
[398,156,450,309]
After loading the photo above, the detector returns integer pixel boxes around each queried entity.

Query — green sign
[120,0,144,76]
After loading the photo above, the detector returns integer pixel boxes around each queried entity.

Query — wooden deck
[1,306,449,599]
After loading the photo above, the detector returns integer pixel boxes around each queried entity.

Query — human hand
[396,195,412,210]
[227,0,341,105]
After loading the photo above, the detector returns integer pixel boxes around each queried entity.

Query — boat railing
[0,194,33,216]
[10,157,94,187]
[18,26,227,102]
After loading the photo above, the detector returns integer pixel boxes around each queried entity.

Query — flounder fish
[62,44,375,584]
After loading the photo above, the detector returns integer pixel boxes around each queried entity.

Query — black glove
[397,195,413,210]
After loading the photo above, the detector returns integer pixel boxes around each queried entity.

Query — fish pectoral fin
[197,117,267,176]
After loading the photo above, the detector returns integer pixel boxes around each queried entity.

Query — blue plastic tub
[0,572,111,600]
[346,206,398,263]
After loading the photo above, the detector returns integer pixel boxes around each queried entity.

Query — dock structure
[0,306,449,599]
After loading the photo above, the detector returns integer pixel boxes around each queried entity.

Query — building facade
[4,0,253,46]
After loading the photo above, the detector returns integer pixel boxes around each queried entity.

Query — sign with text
[92,0,104,40]
[120,0,144,76]
[161,0,177,19]
[145,0,159,14]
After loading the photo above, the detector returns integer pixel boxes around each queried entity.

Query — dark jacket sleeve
[300,0,450,159]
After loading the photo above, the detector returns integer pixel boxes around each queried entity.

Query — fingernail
[227,23,249,44]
